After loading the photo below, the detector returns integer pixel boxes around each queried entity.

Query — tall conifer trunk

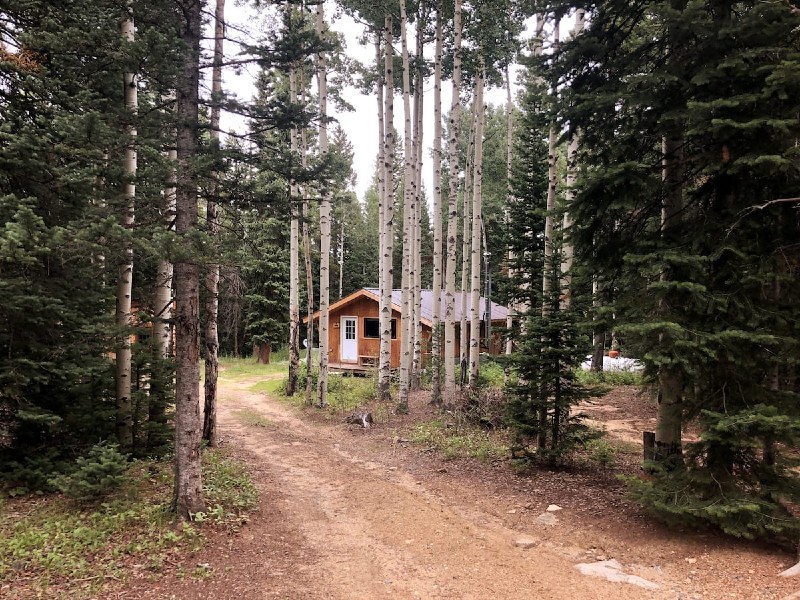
[315,1,331,408]
[116,4,136,453]
[203,0,225,446]
[468,62,486,387]
[173,0,205,520]
[430,0,444,405]
[444,0,463,397]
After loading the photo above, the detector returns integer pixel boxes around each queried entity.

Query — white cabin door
[341,316,358,362]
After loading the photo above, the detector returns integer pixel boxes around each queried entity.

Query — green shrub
[49,442,129,502]
[575,368,644,387]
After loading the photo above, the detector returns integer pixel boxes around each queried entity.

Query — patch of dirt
[108,380,798,600]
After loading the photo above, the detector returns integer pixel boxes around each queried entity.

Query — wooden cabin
[304,288,509,373]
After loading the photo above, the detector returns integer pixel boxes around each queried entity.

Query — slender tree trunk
[376,35,386,298]
[301,108,314,407]
[430,0,444,405]
[468,62,486,388]
[173,0,205,520]
[504,65,514,356]
[116,5,136,454]
[411,18,424,392]
[656,133,685,463]
[443,0,463,399]
[460,92,476,384]
[559,11,583,312]
[542,18,560,317]
[316,2,330,408]
[287,106,300,393]
[590,277,605,371]
[203,0,225,447]
[397,0,414,414]
[379,14,396,402]
[286,5,301,398]
[149,121,175,453]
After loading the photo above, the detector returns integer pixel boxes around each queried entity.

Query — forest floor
[113,372,800,600]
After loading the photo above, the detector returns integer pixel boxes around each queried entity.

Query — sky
[217,2,540,204]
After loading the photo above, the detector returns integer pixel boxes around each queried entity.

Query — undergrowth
[408,418,508,462]
[0,448,257,598]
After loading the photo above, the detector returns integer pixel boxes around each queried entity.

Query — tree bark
[286,4,301,398]
[376,35,386,299]
[203,0,225,447]
[173,0,205,521]
[590,277,605,371]
[316,1,330,408]
[655,133,685,463]
[301,110,314,407]
[504,65,514,356]
[443,0,463,399]
[411,15,424,392]
[468,62,486,388]
[430,0,444,405]
[460,91,476,383]
[379,14,396,402]
[397,0,414,414]
[116,4,136,454]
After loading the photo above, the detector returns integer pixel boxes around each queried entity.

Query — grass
[218,355,287,379]
[407,419,509,462]
[575,367,644,387]
[233,408,274,428]
[0,449,257,598]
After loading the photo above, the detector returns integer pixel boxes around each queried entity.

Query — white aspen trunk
[173,0,205,520]
[559,10,584,313]
[153,141,175,359]
[444,0,463,398]
[300,93,314,407]
[430,0,444,404]
[590,277,605,371]
[203,0,225,447]
[468,63,486,388]
[398,0,414,414]
[379,14,396,402]
[542,18,560,318]
[411,18,424,392]
[656,133,684,461]
[116,6,136,453]
[376,36,386,294]
[316,2,330,408]
[287,29,300,397]
[460,92,477,382]
[337,227,344,299]
[504,65,514,356]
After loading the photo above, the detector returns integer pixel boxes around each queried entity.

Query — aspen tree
[316,1,331,408]
[286,4,301,398]
[411,13,424,392]
[542,17,560,320]
[116,3,136,453]
[468,61,486,387]
[460,93,477,382]
[376,36,386,293]
[203,0,225,445]
[430,0,444,404]
[379,13,396,402]
[300,75,315,407]
[504,65,514,356]
[397,0,414,414]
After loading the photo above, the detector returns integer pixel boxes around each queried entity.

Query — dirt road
[122,377,798,600]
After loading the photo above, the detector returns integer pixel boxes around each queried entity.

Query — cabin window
[363,318,396,339]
